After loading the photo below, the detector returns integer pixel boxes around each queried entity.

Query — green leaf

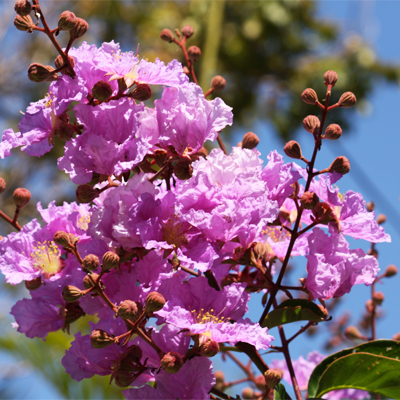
[274,383,292,400]
[262,299,326,329]
[308,340,400,398]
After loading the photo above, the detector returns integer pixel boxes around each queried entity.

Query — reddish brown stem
[217,133,228,155]
[0,209,22,231]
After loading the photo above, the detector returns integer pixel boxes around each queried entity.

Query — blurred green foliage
[0,1,399,398]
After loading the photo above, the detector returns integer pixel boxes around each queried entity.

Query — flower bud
[214,371,225,384]
[14,0,31,16]
[76,184,99,203]
[124,345,143,365]
[242,388,255,400]
[13,188,31,208]
[312,202,338,226]
[54,54,75,75]
[129,84,152,101]
[393,332,400,341]
[83,273,99,289]
[160,28,174,43]
[92,80,113,102]
[376,214,386,224]
[241,132,259,150]
[301,88,318,105]
[102,251,120,271]
[324,70,338,86]
[62,285,83,303]
[328,156,351,175]
[365,299,374,313]
[25,277,42,291]
[117,300,142,322]
[145,292,166,314]
[195,146,209,158]
[264,368,283,391]
[210,75,226,92]
[69,17,89,40]
[181,25,194,38]
[384,264,398,278]
[161,351,183,373]
[198,337,219,357]
[173,158,193,180]
[113,370,135,387]
[14,14,34,32]
[324,124,342,140]
[366,201,375,212]
[28,63,58,82]
[0,178,6,194]
[64,302,85,326]
[82,254,100,271]
[53,231,76,249]
[90,329,115,348]
[372,291,384,306]
[183,66,190,74]
[284,140,303,159]
[58,11,78,31]
[187,46,201,63]
[300,191,319,210]
[303,115,320,134]
[344,326,364,340]
[338,92,356,108]
[55,122,75,141]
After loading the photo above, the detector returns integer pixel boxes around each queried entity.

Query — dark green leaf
[274,383,292,400]
[308,340,400,398]
[262,299,326,329]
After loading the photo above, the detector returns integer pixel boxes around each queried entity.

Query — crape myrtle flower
[156,277,274,350]
[58,98,150,184]
[270,351,370,399]
[0,201,91,284]
[123,356,215,400]
[305,228,379,300]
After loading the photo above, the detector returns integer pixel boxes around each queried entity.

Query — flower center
[262,226,290,243]
[162,215,189,249]
[191,308,226,324]
[31,241,62,277]
[77,211,91,231]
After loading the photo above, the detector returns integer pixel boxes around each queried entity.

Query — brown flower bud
[54,54,75,75]
[301,88,318,105]
[300,191,319,210]
[14,0,31,16]
[76,184,99,203]
[210,75,226,92]
[173,158,193,180]
[338,92,356,108]
[312,202,338,226]
[90,329,115,348]
[62,285,83,303]
[376,214,386,224]
[54,122,75,141]
[69,18,89,41]
[303,115,320,134]
[92,80,113,102]
[365,299,374,313]
[181,25,194,38]
[324,70,338,87]
[372,291,384,306]
[242,388,255,400]
[145,292,166,314]
[161,351,183,373]
[102,251,120,271]
[153,149,168,168]
[214,371,225,384]
[324,124,342,140]
[113,370,135,387]
[83,273,99,289]
[384,264,398,278]
[14,14,34,32]
[117,300,142,322]
[198,337,219,357]
[241,132,259,150]
[82,254,100,272]
[183,66,190,74]
[13,188,31,208]
[64,302,85,325]
[194,147,208,159]
[123,345,143,365]
[344,326,364,340]
[264,368,283,391]
[28,63,58,82]
[187,46,201,63]
[289,181,300,199]
[366,201,375,212]
[0,178,6,194]
[53,231,76,249]
[160,28,174,43]
[25,277,42,291]
[392,332,400,341]
[58,11,78,31]
[284,140,303,159]
[328,156,351,175]
[129,84,152,102]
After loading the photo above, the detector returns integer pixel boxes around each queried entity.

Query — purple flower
[305,228,379,300]
[123,356,215,400]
